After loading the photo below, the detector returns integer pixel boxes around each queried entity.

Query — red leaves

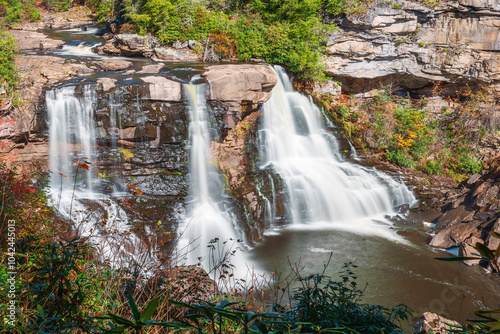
[126,184,144,196]
[77,163,90,171]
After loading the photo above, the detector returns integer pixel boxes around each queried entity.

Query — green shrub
[1,0,41,24]
[43,0,72,11]
[420,159,443,174]
[386,149,416,167]
[287,263,411,333]
[454,152,482,175]
[0,32,18,95]
[85,0,117,21]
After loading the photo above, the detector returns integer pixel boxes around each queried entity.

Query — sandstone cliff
[323,0,500,96]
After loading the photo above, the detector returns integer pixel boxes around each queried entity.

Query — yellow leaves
[135,188,143,195]
[119,149,134,160]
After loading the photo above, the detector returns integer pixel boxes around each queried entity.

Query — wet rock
[395,203,410,214]
[459,236,483,266]
[96,59,133,71]
[132,174,187,196]
[105,15,121,34]
[97,78,117,92]
[118,127,136,141]
[429,220,482,248]
[415,312,461,334]
[152,47,200,62]
[140,76,182,102]
[137,63,165,74]
[212,112,269,243]
[135,123,157,141]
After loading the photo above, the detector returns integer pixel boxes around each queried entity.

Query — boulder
[152,47,200,62]
[137,63,165,74]
[98,34,160,57]
[459,236,483,266]
[415,312,461,334]
[434,206,475,231]
[96,59,133,71]
[485,218,500,250]
[140,76,182,102]
[39,39,65,50]
[473,185,499,207]
[203,64,277,106]
[429,220,482,248]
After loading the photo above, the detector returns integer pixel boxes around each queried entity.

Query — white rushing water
[47,85,157,270]
[259,66,416,240]
[176,84,253,280]
[53,42,103,58]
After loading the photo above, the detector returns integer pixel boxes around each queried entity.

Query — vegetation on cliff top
[93,0,371,80]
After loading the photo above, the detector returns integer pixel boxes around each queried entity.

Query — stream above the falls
[35,26,500,326]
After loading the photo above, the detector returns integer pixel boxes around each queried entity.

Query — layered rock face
[203,65,277,135]
[325,0,500,95]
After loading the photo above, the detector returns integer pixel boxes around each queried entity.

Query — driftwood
[202,38,220,63]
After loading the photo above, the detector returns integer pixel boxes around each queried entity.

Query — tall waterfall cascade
[47,85,157,269]
[176,84,253,279]
[259,67,416,240]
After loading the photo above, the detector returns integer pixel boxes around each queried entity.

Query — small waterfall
[259,67,415,240]
[47,85,157,270]
[54,42,103,58]
[176,84,251,279]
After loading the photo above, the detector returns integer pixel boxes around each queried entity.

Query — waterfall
[48,85,96,196]
[259,66,415,240]
[47,85,157,270]
[176,84,252,280]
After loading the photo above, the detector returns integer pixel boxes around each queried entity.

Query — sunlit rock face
[324,0,500,95]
